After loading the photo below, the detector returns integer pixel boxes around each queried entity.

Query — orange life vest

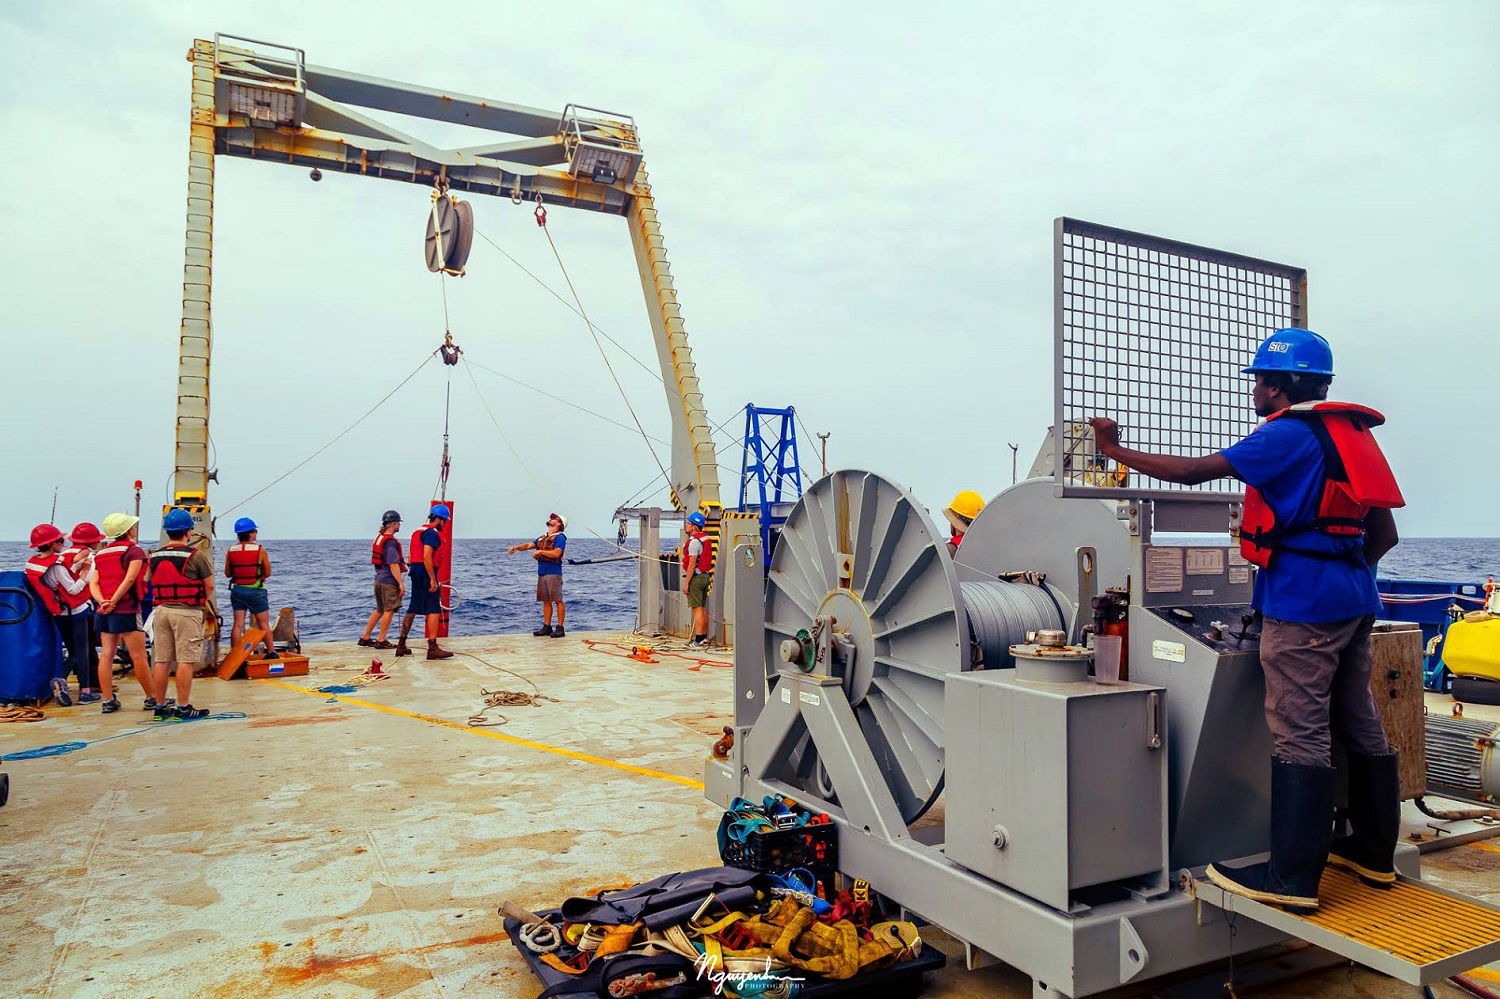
[1238,402,1405,569]
[24,553,65,616]
[225,542,266,586]
[149,545,206,606]
[58,546,94,610]
[372,532,402,568]
[95,541,148,603]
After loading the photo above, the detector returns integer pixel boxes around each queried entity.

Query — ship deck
[4,631,1500,998]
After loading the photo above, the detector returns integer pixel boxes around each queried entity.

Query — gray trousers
[1260,614,1390,769]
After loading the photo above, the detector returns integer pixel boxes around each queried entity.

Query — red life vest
[372,532,403,568]
[1238,402,1405,569]
[24,553,66,616]
[225,542,266,586]
[149,545,206,606]
[685,530,714,575]
[95,542,148,603]
[58,546,94,610]
[949,532,964,550]
[410,526,442,571]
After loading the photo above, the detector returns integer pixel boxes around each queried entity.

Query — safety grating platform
[1190,865,1500,985]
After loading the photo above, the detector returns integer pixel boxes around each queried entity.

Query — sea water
[3,537,1496,643]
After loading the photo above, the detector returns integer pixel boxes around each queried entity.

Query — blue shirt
[537,532,565,577]
[1220,418,1381,624]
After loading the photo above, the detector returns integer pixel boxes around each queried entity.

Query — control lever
[1228,612,1259,646]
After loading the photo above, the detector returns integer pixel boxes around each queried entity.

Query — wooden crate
[244,654,309,680]
[1371,621,1425,799]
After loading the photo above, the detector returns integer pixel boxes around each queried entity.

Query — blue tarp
[0,570,60,701]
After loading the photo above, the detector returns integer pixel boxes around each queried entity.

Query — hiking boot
[1207,758,1333,912]
[1328,751,1400,887]
[51,678,72,707]
[551,625,566,638]
[533,625,552,637]
[101,698,120,714]
[373,640,395,650]
[175,704,209,720]
[395,640,413,657]
[426,641,454,661]
[357,638,375,647]
[262,651,280,660]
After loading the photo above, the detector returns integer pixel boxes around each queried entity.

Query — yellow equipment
[1443,614,1500,682]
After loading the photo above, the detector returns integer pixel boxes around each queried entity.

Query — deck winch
[706,218,1500,996]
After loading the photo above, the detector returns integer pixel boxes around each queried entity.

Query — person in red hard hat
[61,523,108,703]
[1089,327,1404,914]
[24,523,93,706]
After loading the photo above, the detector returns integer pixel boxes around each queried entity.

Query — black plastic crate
[719,819,838,886]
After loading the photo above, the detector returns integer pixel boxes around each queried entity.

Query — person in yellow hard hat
[942,491,984,558]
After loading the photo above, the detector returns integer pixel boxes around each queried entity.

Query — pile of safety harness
[502,801,931,997]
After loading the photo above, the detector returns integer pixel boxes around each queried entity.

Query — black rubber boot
[1328,751,1400,887]
[1207,758,1333,912]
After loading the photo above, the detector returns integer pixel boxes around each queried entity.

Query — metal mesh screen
[1054,218,1306,500]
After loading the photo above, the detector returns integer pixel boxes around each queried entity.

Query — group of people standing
[22,509,275,720]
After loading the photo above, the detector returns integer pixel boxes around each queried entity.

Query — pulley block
[425,195,474,273]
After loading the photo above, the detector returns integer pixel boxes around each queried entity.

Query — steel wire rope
[466,359,670,448]
[618,410,745,511]
[534,218,676,498]
[216,353,438,520]
[460,357,672,565]
[472,225,661,383]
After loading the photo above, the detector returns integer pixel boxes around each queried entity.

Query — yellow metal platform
[1191,864,1500,985]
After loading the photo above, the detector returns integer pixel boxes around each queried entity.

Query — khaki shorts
[374,582,402,613]
[153,604,205,665]
[687,572,712,609]
[536,574,563,602]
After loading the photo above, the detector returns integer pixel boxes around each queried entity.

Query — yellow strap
[703,935,723,975]
[540,953,586,975]
[692,911,748,936]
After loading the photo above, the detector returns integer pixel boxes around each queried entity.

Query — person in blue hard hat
[1089,327,1405,913]
[395,505,453,660]
[224,516,276,660]
[149,508,215,720]
[682,511,713,646]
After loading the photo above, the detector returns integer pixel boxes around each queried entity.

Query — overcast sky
[2,1,1495,540]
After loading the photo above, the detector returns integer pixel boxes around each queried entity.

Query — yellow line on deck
[254,678,705,790]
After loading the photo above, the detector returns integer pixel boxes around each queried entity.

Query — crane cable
[460,357,672,565]
[216,352,438,522]
[532,200,677,501]
[472,225,661,384]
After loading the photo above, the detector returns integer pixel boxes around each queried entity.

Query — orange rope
[580,639,732,671]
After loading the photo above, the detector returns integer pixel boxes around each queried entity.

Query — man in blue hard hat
[149,508,215,719]
[224,516,276,660]
[395,505,454,660]
[1089,327,1404,913]
[682,511,713,646]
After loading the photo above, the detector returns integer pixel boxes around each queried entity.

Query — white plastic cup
[1093,635,1123,684]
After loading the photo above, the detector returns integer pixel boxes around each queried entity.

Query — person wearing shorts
[682,511,712,646]
[508,513,567,638]
[395,505,453,660]
[150,509,214,720]
[89,513,159,714]
[359,510,405,650]
[224,516,275,659]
